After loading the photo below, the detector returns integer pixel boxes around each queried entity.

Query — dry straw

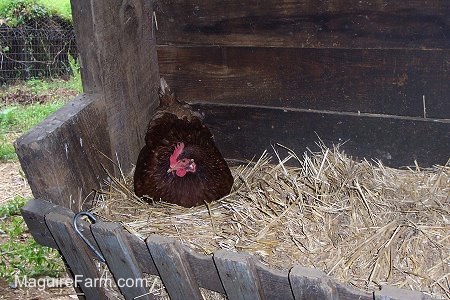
[91,142,449,299]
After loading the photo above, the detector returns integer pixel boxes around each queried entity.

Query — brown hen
[133,78,233,207]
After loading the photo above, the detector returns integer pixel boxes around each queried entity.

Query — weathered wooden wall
[15,0,450,209]
[155,0,450,167]
[16,0,161,210]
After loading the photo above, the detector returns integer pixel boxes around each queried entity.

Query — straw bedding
[91,143,449,299]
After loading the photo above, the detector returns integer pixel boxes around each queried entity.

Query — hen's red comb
[169,142,184,166]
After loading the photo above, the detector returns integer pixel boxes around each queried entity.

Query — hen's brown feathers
[133,79,233,207]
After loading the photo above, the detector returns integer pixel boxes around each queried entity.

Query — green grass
[33,0,72,20]
[0,197,65,282]
[0,56,81,161]
[0,102,65,161]
[0,0,72,23]
[1,102,64,132]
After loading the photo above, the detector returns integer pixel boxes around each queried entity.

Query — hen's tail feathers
[160,77,170,95]
[159,77,177,107]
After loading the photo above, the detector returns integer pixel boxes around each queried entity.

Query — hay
[91,143,449,299]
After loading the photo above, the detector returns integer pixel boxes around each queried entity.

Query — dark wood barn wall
[155,0,450,167]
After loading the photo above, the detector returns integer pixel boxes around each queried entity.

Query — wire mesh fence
[0,18,77,85]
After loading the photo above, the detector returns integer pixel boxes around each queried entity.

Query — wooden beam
[192,103,450,168]
[15,94,111,210]
[158,47,450,119]
[155,0,450,49]
[70,0,102,93]
[90,0,160,173]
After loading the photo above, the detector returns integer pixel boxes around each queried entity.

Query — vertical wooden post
[146,235,203,300]
[69,0,102,93]
[88,0,161,172]
[213,250,264,300]
[91,222,155,300]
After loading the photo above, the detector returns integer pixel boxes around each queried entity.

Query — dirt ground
[0,84,86,298]
[0,162,32,206]
[0,277,77,300]
[0,163,78,299]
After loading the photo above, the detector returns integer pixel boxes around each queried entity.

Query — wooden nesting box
[15,0,449,299]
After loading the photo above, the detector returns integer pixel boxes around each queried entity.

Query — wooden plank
[184,246,226,294]
[70,0,102,93]
[158,47,450,119]
[126,231,159,275]
[213,250,264,300]
[255,263,294,300]
[45,211,109,299]
[91,0,160,174]
[155,0,450,49]
[289,266,339,300]
[91,222,154,300]
[336,284,373,300]
[57,249,87,300]
[21,199,70,248]
[192,103,450,168]
[374,285,433,300]
[15,94,112,210]
[146,235,203,300]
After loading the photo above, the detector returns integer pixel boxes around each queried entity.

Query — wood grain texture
[155,0,450,49]
[15,94,111,210]
[146,235,203,300]
[25,200,434,299]
[21,199,70,248]
[158,46,450,119]
[374,285,433,300]
[289,266,339,300]
[90,0,160,174]
[213,250,264,300]
[184,245,226,294]
[91,222,154,300]
[255,262,294,300]
[126,232,159,275]
[191,103,450,168]
[70,0,102,93]
[45,211,109,299]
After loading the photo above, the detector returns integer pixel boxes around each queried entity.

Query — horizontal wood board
[23,199,434,300]
[15,94,112,210]
[158,47,450,119]
[155,0,450,49]
[191,103,450,168]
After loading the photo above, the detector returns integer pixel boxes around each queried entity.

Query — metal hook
[72,212,105,263]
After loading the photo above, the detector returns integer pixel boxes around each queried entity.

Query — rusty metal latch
[72,212,105,263]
